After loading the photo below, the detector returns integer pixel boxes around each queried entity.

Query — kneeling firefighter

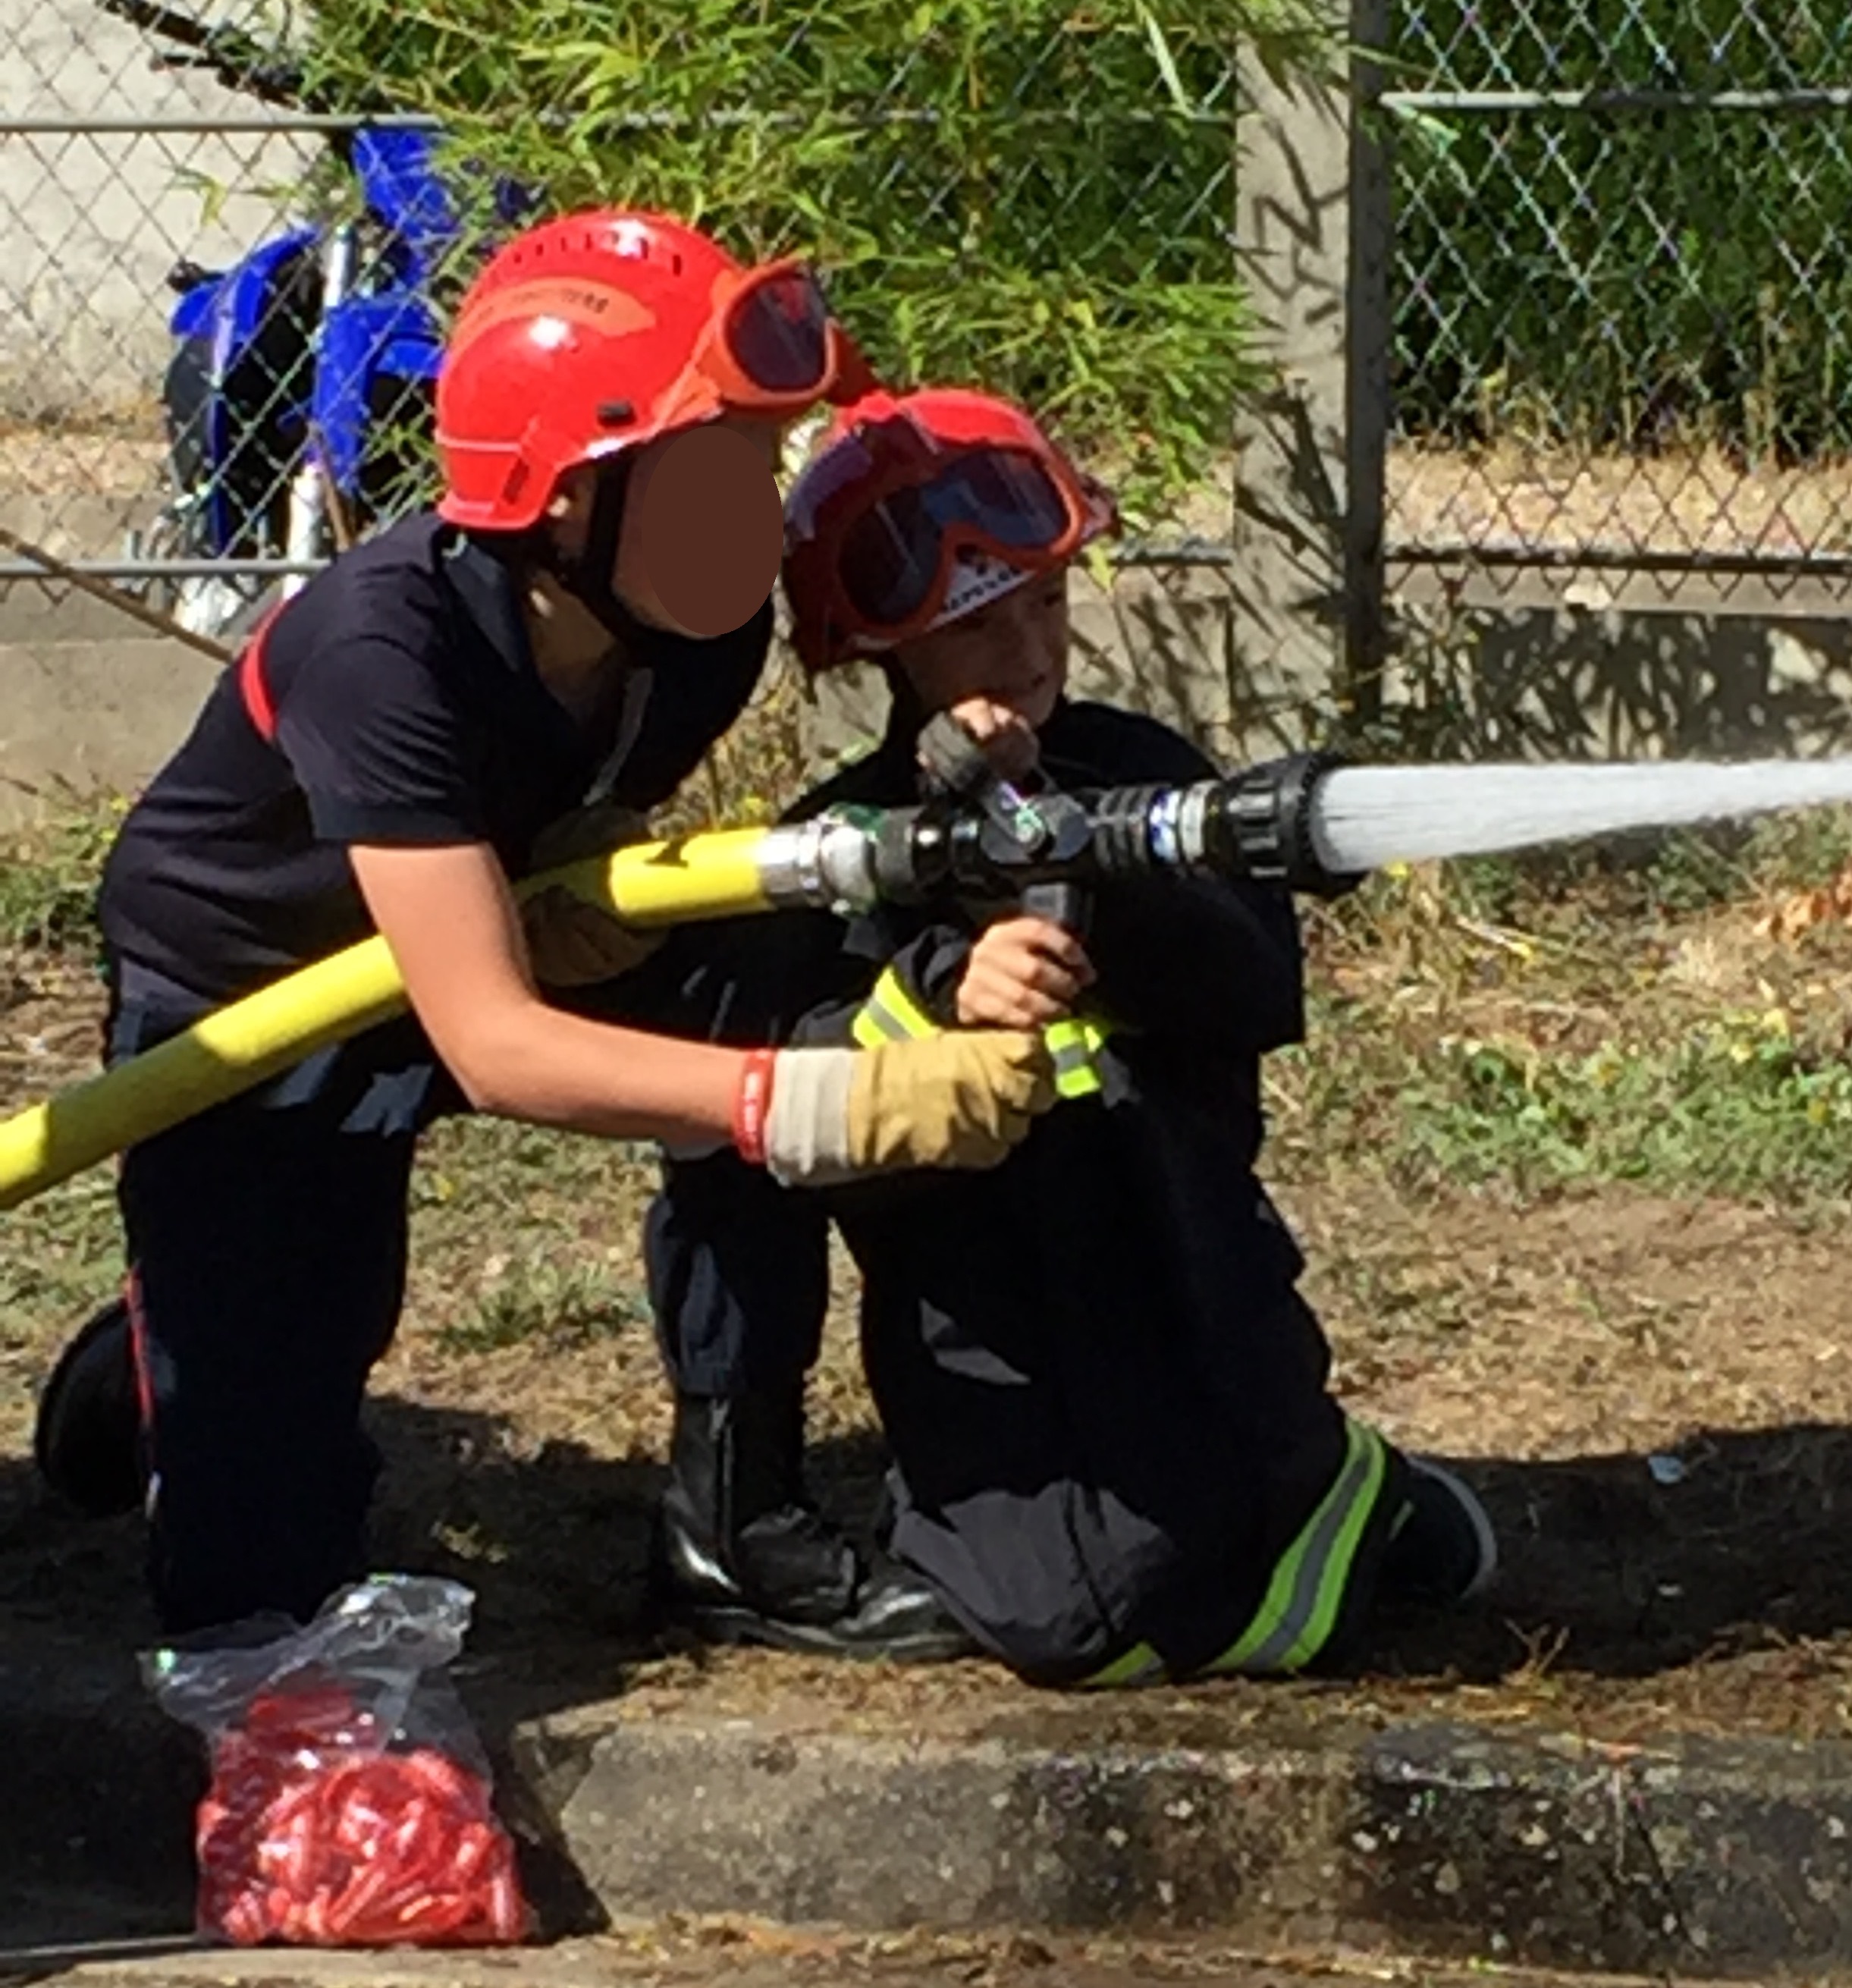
[643,387,1500,1682]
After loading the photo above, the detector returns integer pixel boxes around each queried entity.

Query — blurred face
[549,414,787,639]
[890,570,1070,730]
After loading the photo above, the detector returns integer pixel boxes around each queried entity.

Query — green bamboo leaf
[170,165,233,231]
[1136,3,1194,115]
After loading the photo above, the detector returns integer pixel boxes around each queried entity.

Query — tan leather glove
[758,1032,1056,1186]
[523,801,664,988]
[521,885,665,988]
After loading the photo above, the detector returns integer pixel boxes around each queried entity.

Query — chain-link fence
[1387,0,1852,611]
[0,0,1264,659]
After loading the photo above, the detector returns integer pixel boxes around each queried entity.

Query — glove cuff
[761,1047,857,1186]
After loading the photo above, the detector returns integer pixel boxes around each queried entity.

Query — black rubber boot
[1379,1456,1499,1606]
[655,1390,975,1662]
[33,1297,146,1518]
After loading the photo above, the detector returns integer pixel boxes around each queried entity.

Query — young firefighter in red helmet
[645,387,1497,1684]
[30,218,1054,1640]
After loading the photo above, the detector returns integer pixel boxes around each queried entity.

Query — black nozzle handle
[1022,879,1091,939]
[917,711,993,797]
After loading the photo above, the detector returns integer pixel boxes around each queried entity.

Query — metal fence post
[1231,2,1389,740]
[1345,0,1391,730]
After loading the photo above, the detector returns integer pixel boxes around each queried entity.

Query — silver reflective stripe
[855,966,939,1045]
[852,997,916,1045]
[1046,1016,1106,1098]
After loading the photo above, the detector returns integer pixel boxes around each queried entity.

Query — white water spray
[1307,758,1852,875]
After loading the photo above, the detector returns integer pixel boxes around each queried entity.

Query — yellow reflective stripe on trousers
[1081,1639,1167,1689]
[1206,1420,1389,1676]
[850,966,940,1047]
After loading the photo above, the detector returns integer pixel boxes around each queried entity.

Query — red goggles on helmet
[831,443,1113,644]
[658,258,868,429]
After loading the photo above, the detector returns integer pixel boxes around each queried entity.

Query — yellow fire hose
[0,826,780,1213]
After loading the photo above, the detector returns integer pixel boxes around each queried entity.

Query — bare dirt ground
[1389,441,1852,561]
[11,865,1852,1751]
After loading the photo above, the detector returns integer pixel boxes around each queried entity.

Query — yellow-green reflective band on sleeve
[850,1006,895,1049]
[1080,1640,1167,1689]
[851,965,941,1047]
[1204,1419,1389,1678]
[849,968,1111,1098]
[1044,1016,1107,1100]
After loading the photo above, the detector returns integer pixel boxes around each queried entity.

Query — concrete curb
[13,1637,1852,1975]
[511,1707,1852,1976]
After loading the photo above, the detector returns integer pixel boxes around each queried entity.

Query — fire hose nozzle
[833,749,1363,905]
[1204,750,1362,900]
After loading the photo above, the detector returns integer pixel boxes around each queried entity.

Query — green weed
[0,1168,126,1350]
[0,795,121,953]
[1282,1010,1852,1205]
[436,1252,652,1353]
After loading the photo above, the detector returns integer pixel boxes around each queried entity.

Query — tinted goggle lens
[837,451,1074,627]
[841,485,941,623]
[925,451,1069,548]
[727,269,831,392]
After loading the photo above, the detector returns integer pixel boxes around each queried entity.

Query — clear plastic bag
[143,1575,529,1946]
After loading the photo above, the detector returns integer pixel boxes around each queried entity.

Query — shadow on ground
[8,1407,1852,1946]
[1365,1424,1852,1685]
[0,1399,893,1945]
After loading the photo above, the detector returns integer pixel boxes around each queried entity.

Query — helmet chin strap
[547,454,653,645]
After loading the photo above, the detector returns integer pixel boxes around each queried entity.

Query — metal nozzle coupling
[756,815,882,915]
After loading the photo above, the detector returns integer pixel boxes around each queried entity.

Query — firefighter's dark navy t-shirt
[99,513,771,1019]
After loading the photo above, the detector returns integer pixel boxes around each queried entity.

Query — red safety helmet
[436,209,870,532]
[782,387,1117,672]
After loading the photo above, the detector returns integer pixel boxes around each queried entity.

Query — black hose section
[871,803,944,904]
[92,0,389,124]
[94,0,309,105]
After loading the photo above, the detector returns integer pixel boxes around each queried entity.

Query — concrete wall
[0,576,217,823]
[1389,596,1852,763]
[0,0,315,417]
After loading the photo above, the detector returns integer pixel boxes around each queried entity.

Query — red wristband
[731,1048,778,1167]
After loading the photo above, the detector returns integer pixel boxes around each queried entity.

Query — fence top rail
[0,541,1234,586]
[1380,87,1852,115]
[1391,541,1852,581]
[0,113,441,133]
[0,101,1234,139]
